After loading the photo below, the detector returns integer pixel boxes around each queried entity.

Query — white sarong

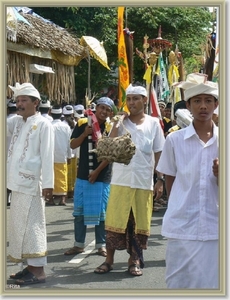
[165,239,219,289]
[8,191,47,263]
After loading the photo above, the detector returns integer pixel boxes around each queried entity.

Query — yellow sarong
[54,163,67,195]
[105,185,153,236]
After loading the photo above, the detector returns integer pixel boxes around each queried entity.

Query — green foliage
[32,6,214,99]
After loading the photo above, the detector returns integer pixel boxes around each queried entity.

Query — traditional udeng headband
[184,83,219,101]
[172,73,218,101]
[9,82,41,100]
[51,108,62,114]
[39,100,51,108]
[126,84,147,97]
[62,105,73,115]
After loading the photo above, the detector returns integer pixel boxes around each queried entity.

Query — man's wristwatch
[156,176,165,183]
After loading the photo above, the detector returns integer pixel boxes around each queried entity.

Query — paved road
[5,198,168,297]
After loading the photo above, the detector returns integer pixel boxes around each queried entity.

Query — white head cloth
[158,101,166,108]
[74,104,85,118]
[172,73,218,101]
[39,100,51,108]
[62,105,73,115]
[51,107,62,114]
[7,100,17,108]
[126,84,147,97]
[74,104,84,111]
[8,82,41,100]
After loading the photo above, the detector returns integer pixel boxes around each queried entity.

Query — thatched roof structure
[8,12,86,59]
[6,8,87,103]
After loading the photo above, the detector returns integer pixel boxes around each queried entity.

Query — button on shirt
[111,115,165,191]
[156,122,218,241]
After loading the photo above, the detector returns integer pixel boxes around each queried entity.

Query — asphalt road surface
[5,198,168,297]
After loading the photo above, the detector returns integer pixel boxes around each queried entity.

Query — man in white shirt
[39,99,53,122]
[49,105,72,206]
[94,84,165,276]
[7,82,54,286]
[156,73,219,289]
[62,104,76,198]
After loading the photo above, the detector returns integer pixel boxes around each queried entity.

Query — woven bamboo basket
[90,121,136,165]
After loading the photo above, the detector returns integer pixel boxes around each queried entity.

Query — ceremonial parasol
[80,36,110,100]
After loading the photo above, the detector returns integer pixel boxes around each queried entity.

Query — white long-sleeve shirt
[62,118,76,158]
[7,113,17,151]
[7,112,54,196]
[41,113,53,122]
[51,119,72,163]
[156,122,218,241]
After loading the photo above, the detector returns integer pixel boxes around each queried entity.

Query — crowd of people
[6,72,219,289]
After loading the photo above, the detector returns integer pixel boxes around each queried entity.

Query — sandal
[97,248,107,257]
[154,202,163,207]
[9,267,29,279]
[128,264,143,276]
[15,271,46,286]
[94,262,113,274]
[156,198,167,205]
[64,246,84,255]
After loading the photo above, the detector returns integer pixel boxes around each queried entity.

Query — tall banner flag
[168,49,181,120]
[149,83,164,130]
[204,8,217,81]
[212,7,219,82]
[155,52,170,103]
[118,7,130,111]
[143,51,164,130]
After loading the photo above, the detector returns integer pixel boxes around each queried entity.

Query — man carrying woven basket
[94,83,165,276]
[64,97,114,257]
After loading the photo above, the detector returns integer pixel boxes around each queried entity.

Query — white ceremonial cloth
[165,239,219,289]
[8,191,47,262]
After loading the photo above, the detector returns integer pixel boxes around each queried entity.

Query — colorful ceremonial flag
[117,7,130,111]
[143,62,164,130]
[155,52,170,102]
[149,84,164,130]
[168,50,181,120]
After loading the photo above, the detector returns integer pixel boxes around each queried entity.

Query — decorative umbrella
[80,36,110,99]
[80,36,110,70]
